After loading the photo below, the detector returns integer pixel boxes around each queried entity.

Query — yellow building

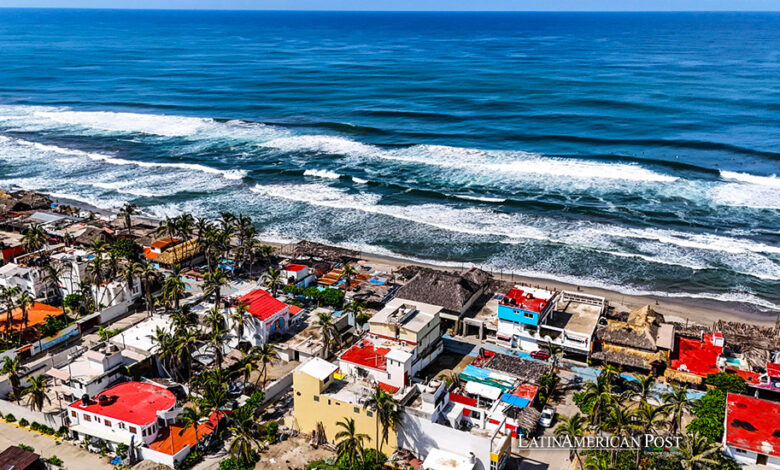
[292,357,397,453]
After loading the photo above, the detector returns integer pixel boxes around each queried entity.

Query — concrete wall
[263,372,293,404]
[138,444,189,468]
[0,398,64,427]
[30,324,80,356]
[397,412,488,470]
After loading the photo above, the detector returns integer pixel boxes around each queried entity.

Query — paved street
[0,421,111,469]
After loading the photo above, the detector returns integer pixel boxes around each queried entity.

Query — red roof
[143,247,160,260]
[767,362,780,378]
[284,264,307,272]
[69,382,176,426]
[501,288,550,313]
[671,334,723,377]
[448,392,477,417]
[238,289,289,321]
[148,411,221,455]
[725,393,780,457]
[289,305,303,317]
[726,368,761,385]
[150,238,177,249]
[340,339,389,371]
[378,382,399,394]
[511,383,539,402]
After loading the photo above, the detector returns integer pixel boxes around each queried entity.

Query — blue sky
[3,0,779,10]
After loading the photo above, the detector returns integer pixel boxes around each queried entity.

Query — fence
[0,398,64,428]
[263,372,293,404]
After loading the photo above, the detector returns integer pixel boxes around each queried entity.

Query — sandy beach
[48,193,779,328]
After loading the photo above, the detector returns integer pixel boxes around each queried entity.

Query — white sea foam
[7,137,247,181]
[352,177,369,184]
[451,194,507,203]
[303,169,341,179]
[720,170,780,188]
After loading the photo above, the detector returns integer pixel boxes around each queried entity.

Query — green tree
[22,224,48,252]
[253,343,278,388]
[262,267,282,297]
[22,375,51,411]
[203,268,229,308]
[339,264,358,291]
[315,311,339,358]
[662,384,693,435]
[686,389,726,442]
[179,405,205,449]
[334,417,370,468]
[554,413,587,468]
[704,372,747,394]
[1,356,23,403]
[117,203,138,236]
[365,387,401,459]
[227,406,263,466]
[111,238,142,261]
[678,431,721,470]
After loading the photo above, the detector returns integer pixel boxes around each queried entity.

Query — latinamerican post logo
[518,434,684,452]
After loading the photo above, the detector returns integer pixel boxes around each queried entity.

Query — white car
[539,405,555,428]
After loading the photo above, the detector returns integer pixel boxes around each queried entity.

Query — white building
[229,288,291,347]
[723,393,780,468]
[338,299,443,390]
[0,262,56,299]
[47,343,147,401]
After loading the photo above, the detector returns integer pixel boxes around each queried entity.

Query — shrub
[42,425,55,435]
[18,418,29,427]
[687,389,727,442]
[116,443,128,458]
[318,288,344,307]
[46,456,64,466]
[30,422,41,431]
[218,456,256,470]
[266,420,279,443]
[18,444,34,452]
[56,425,68,437]
[705,372,748,394]
[5,414,15,423]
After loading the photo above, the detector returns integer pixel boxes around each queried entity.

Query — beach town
[0,188,777,470]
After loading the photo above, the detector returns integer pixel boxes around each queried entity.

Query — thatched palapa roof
[293,241,360,263]
[484,353,548,384]
[155,239,203,266]
[74,226,113,247]
[395,267,491,314]
[596,305,664,352]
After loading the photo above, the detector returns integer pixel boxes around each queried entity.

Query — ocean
[0,10,778,314]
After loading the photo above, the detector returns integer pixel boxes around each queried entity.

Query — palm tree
[630,375,656,403]
[315,311,339,358]
[42,262,63,298]
[118,203,138,236]
[235,348,258,385]
[230,301,250,349]
[554,413,587,468]
[634,400,669,468]
[22,375,51,411]
[580,374,617,426]
[678,431,721,470]
[170,305,198,331]
[343,301,364,317]
[599,403,641,464]
[16,290,33,332]
[150,327,178,379]
[207,325,226,372]
[139,263,160,316]
[584,453,611,470]
[253,343,277,388]
[121,261,143,294]
[202,268,228,308]
[543,339,563,372]
[662,383,692,435]
[194,217,212,244]
[339,264,358,290]
[174,328,202,380]
[262,267,282,297]
[1,286,20,338]
[163,267,185,310]
[1,356,23,403]
[22,224,48,252]
[365,387,401,459]
[218,211,236,233]
[227,405,263,466]
[334,417,370,467]
[203,307,225,333]
[178,405,205,449]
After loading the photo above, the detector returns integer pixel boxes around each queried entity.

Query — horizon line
[1,7,779,13]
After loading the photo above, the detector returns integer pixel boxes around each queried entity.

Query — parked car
[540,405,555,427]
[530,349,550,360]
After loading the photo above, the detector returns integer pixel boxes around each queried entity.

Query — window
[71,411,77,417]
[366,411,373,417]
[129,426,137,433]
[313,395,320,402]
[83,415,91,422]
[327,399,331,405]
[354,407,360,414]
[118,423,125,430]
[734,448,747,455]
[104,420,111,427]
[95,417,101,423]
[524,312,534,319]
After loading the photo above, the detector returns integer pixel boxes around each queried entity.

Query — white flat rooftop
[298,357,338,382]
[110,315,173,352]
[422,448,476,470]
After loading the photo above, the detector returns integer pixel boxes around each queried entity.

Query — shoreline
[46,192,779,328]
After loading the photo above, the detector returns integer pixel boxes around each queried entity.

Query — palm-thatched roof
[74,226,113,247]
[591,350,654,371]
[11,190,51,210]
[595,305,665,352]
[395,267,491,314]
[293,241,360,263]
[483,353,548,384]
[154,239,203,266]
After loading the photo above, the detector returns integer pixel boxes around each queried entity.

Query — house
[46,342,147,401]
[666,333,724,384]
[723,393,780,468]
[495,289,604,358]
[338,298,443,389]
[231,289,290,346]
[281,263,315,288]
[394,268,491,321]
[591,305,673,372]
[0,445,44,470]
[397,378,512,470]
[0,262,57,299]
[0,302,65,340]
[68,381,179,449]
[292,358,399,452]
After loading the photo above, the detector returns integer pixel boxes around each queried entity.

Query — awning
[464,381,502,401]
[500,394,530,408]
